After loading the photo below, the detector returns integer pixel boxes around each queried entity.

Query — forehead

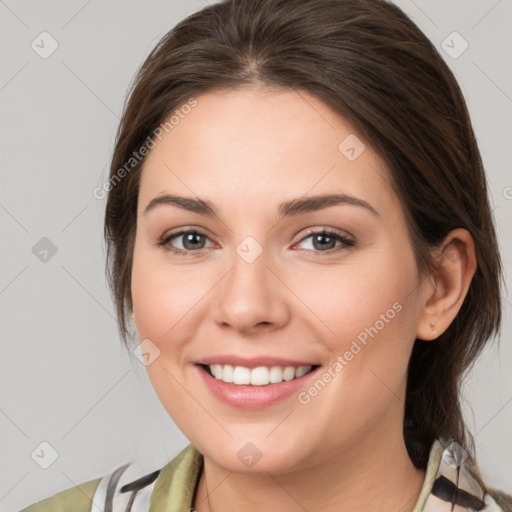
[138,86,399,218]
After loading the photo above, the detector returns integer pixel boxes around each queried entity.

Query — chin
[191,432,313,474]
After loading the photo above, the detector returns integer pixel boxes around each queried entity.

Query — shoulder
[18,476,102,512]
[418,439,512,512]
[17,444,202,512]
[17,462,159,512]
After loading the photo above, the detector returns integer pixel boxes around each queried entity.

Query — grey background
[0,0,510,509]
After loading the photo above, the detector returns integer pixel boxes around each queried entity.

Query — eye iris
[173,231,344,252]
[183,232,205,250]
[313,233,336,250]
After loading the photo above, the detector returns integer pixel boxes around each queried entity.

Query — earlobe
[416,228,477,341]
[428,323,438,336]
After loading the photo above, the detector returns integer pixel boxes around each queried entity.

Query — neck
[193,409,426,512]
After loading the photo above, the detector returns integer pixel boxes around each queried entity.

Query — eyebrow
[143,193,380,218]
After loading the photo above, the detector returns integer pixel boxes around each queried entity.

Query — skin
[130,86,476,512]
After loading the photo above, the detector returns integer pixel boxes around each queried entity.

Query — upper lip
[196,355,318,368]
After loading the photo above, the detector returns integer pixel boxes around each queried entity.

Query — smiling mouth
[201,364,319,386]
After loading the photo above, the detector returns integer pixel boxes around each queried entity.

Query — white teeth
[233,366,251,385]
[250,366,270,385]
[295,366,309,378]
[211,364,222,379]
[282,366,295,381]
[222,364,234,383]
[208,364,313,386]
[269,366,283,383]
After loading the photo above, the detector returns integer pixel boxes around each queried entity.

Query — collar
[100,438,501,511]
[415,437,500,511]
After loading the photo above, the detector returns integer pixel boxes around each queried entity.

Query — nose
[211,241,290,335]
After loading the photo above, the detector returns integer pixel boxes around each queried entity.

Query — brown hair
[104,0,503,471]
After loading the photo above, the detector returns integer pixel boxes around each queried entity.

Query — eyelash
[156,228,355,256]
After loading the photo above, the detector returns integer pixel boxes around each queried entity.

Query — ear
[416,228,477,341]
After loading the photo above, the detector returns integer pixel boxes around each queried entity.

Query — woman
[20,0,511,510]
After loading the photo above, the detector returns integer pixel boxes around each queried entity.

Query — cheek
[302,252,417,355]
[131,241,206,344]
[289,252,419,441]
[131,243,204,429]
[296,244,420,412]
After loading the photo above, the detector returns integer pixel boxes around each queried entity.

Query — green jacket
[19,439,512,511]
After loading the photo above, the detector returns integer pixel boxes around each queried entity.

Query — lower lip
[196,365,319,409]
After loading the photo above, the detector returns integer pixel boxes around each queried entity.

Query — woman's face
[131,86,428,473]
